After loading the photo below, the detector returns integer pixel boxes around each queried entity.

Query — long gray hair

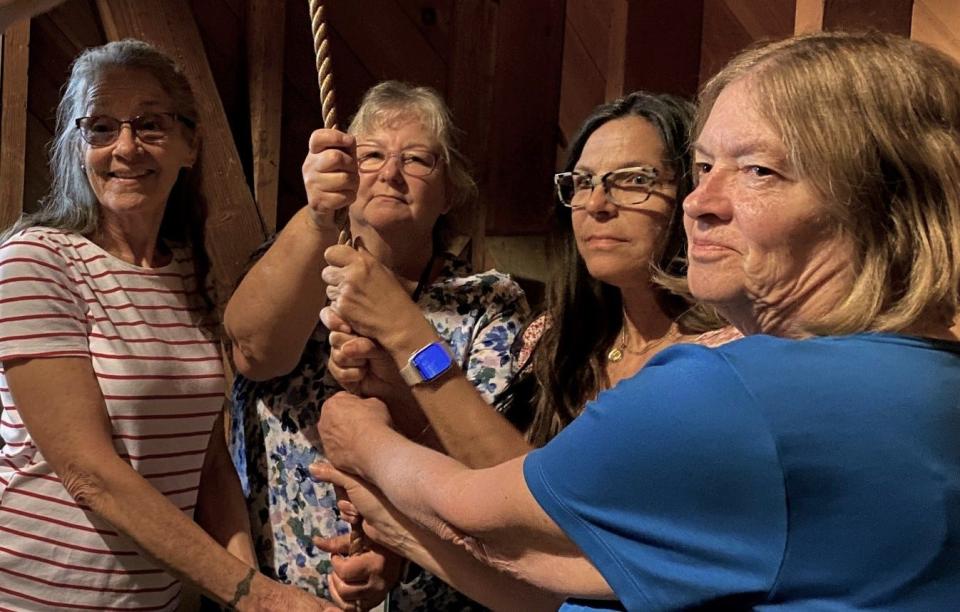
[5,39,214,324]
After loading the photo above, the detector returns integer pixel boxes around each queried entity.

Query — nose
[581,182,616,216]
[378,153,404,183]
[683,169,732,222]
[112,123,139,158]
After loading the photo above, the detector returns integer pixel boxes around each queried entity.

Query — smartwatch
[399,341,455,386]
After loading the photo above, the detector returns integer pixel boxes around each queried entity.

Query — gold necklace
[607,325,677,363]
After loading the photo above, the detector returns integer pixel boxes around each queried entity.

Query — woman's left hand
[318,391,393,476]
[322,244,435,348]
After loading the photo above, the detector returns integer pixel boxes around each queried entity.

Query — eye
[746,165,776,178]
[693,162,712,176]
[358,150,385,162]
[402,151,434,167]
[137,116,164,131]
[88,117,116,133]
[572,173,594,190]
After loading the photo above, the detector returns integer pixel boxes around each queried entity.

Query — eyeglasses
[554,166,668,209]
[74,112,193,147]
[356,146,440,178]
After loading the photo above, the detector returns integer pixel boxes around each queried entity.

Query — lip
[688,236,738,260]
[370,194,408,204]
[584,234,627,244]
[107,170,154,180]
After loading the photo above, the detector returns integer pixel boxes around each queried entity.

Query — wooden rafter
[0,20,30,230]
[247,0,285,233]
[95,0,267,302]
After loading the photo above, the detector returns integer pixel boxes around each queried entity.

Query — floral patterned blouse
[230,252,528,610]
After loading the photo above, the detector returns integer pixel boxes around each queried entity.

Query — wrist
[303,205,340,236]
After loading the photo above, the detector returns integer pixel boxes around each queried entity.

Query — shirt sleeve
[523,343,787,610]
[462,273,529,407]
[0,234,90,361]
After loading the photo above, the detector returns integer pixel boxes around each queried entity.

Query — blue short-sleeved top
[525,333,960,610]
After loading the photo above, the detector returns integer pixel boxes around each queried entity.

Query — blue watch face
[412,343,453,381]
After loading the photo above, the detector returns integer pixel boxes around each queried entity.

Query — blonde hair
[347,81,477,216]
[698,31,960,334]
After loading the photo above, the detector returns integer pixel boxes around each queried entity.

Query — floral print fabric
[230,253,528,609]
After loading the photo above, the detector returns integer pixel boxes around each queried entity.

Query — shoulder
[428,258,529,315]
[0,227,82,273]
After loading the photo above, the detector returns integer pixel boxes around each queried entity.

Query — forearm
[196,415,256,566]
[379,322,530,468]
[225,207,338,380]
[70,453,277,608]
[384,518,562,611]
[354,428,607,597]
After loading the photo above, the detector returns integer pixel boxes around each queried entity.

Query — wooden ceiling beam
[0,20,30,231]
[607,0,704,100]
[95,0,266,302]
[246,0,284,233]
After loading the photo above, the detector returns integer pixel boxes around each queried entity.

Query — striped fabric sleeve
[0,236,90,361]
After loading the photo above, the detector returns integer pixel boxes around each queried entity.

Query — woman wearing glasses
[224,81,528,610]
[0,41,323,610]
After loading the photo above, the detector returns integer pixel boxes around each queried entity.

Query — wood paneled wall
[7,0,960,266]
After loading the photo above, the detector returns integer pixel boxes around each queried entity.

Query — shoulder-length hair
[697,31,960,334]
[3,39,214,329]
[525,91,704,447]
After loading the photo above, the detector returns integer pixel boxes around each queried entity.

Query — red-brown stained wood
[610,0,705,100]
[912,0,960,63]
[823,0,914,36]
[701,0,795,83]
[484,0,566,235]
[95,0,266,302]
[447,0,498,265]
[795,0,826,33]
[0,21,30,231]
[247,0,285,233]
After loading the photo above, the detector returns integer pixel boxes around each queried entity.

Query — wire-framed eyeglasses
[554,166,669,209]
[356,146,440,178]
[75,112,193,147]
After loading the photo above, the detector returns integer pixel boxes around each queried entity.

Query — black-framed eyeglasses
[554,166,669,209]
[356,146,440,178]
[74,112,194,147]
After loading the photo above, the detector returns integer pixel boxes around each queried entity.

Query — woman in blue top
[315,31,960,610]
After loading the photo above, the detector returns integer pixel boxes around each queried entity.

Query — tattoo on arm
[227,567,256,610]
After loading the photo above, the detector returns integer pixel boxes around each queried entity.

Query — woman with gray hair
[315,31,960,610]
[0,40,327,610]
[225,81,528,609]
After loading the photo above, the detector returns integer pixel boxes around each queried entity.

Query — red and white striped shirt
[0,227,224,611]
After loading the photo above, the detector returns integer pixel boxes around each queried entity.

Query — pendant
[607,347,623,362]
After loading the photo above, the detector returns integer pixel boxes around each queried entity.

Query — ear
[184,124,201,168]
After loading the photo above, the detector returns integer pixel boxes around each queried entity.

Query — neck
[619,284,676,345]
[351,225,434,284]
[93,211,166,267]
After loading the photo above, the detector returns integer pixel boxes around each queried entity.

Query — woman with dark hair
[511,91,736,444]
[0,39,326,610]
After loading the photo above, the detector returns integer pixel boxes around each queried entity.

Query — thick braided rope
[308,1,363,558]
[309,0,338,129]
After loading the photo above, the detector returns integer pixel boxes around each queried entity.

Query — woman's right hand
[302,128,358,230]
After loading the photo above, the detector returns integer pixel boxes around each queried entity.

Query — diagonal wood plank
[246,0,284,233]
[0,20,30,231]
[795,0,824,33]
[912,0,960,63]
[95,0,266,302]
